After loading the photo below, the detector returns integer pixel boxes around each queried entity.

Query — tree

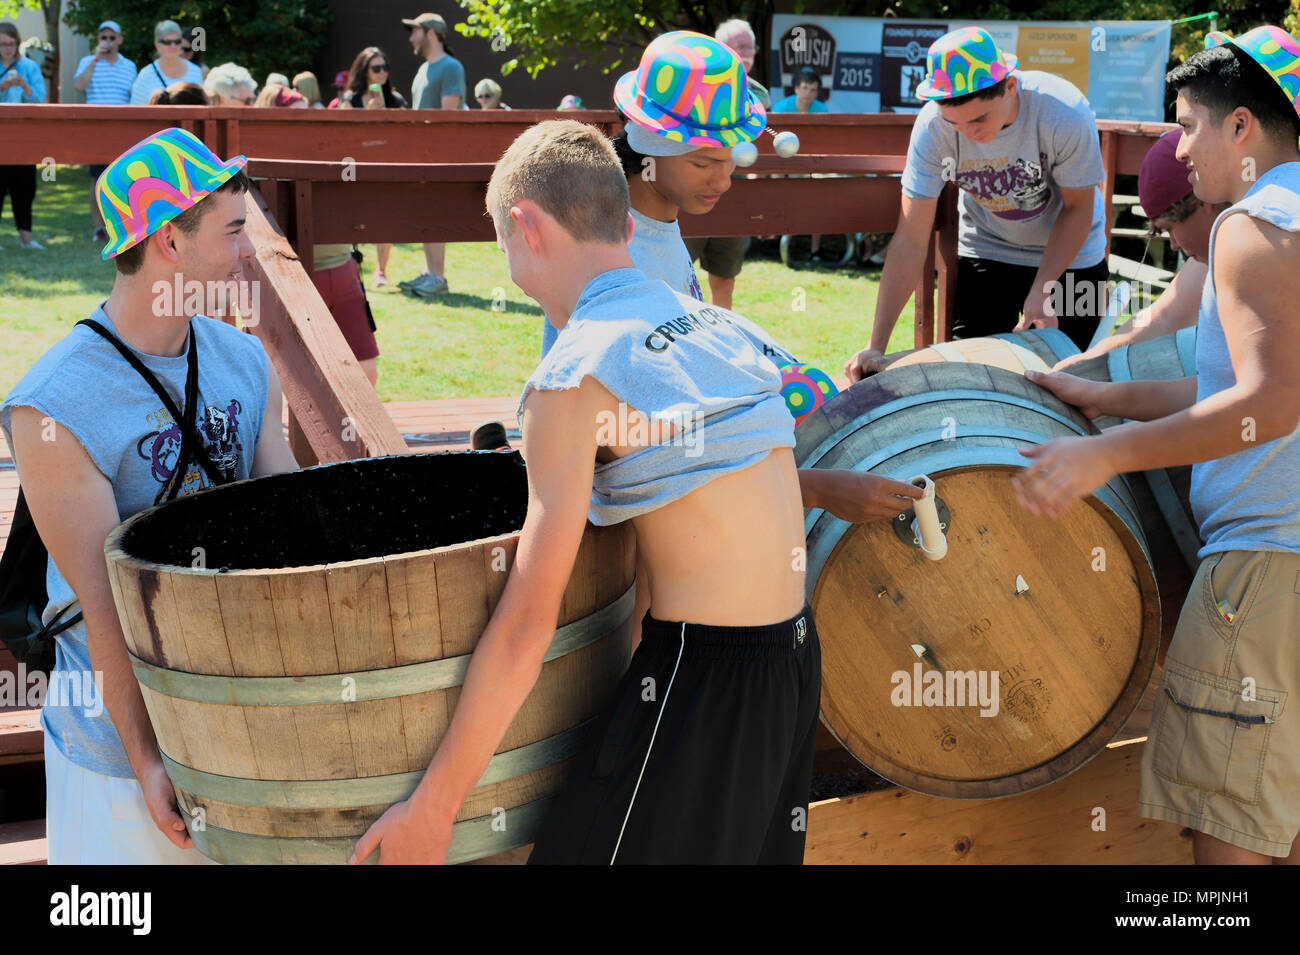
[455,0,776,79]
[62,0,332,84]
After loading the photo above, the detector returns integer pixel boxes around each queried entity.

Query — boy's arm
[1054,258,1205,369]
[250,357,299,477]
[8,407,193,848]
[1016,213,1300,518]
[798,468,924,521]
[1017,184,1098,331]
[350,378,602,864]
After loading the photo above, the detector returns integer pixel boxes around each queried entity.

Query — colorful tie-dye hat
[1205,25,1300,118]
[614,30,765,148]
[915,26,1018,101]
[96,127,247,260]
[558,94,584,110]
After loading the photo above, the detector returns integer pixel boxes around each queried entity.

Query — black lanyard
[77,319,226,502]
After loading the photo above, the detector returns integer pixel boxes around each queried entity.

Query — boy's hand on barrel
[349,797,452,865]
[140,760,195,850]
[844,347,886,383]
[1014,286,1058,333]
[1013,436,1116,520]
[1024,368,1105,419]
[816,469,925,522]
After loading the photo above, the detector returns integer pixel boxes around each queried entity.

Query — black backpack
[0,319,226,676]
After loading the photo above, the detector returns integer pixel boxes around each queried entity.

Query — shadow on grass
[393,290,544,316]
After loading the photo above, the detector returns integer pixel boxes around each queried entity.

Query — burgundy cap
[1138,129,1193,220]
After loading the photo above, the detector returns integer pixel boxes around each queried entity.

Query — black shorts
[528,604,821,864]
[953,255,1110,352]
[684,235,747,279]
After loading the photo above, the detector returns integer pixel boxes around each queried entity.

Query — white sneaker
[20,238,45,250]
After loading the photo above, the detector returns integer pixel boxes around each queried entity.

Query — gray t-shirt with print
[411,55,465,109]
[901,70,1107,269]
[0,308,269,778]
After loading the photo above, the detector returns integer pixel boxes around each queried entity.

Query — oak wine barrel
[104,451,636,864]
[1068,326,1200,569]
[795,362,1160,798]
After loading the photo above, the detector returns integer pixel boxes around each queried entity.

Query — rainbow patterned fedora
[96,127,247,260]
[1205,25,1300,118]
[614,30,765,147]
[916,26,1018,101]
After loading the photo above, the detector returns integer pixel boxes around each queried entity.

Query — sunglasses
[158,38,182,45]
[476,94,495,99]
[368,64,388,72]
[98,34,116,42]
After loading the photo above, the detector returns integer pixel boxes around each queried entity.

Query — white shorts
[44,733,215,865]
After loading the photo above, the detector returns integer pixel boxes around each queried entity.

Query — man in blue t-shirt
[73,20,137,243]
[1016,25,1300,866]
[845,27,1109,380]
[770,67,829,113]
[1,128,298,864]
[398,11,466,298]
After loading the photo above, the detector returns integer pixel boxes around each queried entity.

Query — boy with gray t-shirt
[846,27,1109,379]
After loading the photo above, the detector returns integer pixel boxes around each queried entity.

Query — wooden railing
[5,105,1175,464]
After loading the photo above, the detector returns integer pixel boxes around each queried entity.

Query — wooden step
[0,818,46,865]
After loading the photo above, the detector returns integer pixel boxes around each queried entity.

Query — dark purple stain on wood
[136,568,167,665]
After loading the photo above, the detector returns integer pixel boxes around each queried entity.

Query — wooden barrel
[795,362,1160,798]
[104,451,636,864]
[1067,327,1200,569]
[885,329,1078,376]
[869,329,1079,377]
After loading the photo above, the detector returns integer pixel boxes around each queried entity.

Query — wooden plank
[914,215,937,348]
[292,180,314,274]
[804,741,1193,864]
[0,818,47,865]
[0,706,41,758]
[295,175,905,245]
[241,188,407,463]
[934,182,959,343]
[1101,130,1119,255]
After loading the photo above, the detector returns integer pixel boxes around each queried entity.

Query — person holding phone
[75,21,137,243]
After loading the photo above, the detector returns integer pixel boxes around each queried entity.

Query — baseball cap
[402,12,447,37]
[98,20,122,36]
[1204,25,1300,118]
[916,27,1018,101]
[613,31,765,148]
[1137,129,1193,221]
[333,70,349,87]
[96,127,247,260]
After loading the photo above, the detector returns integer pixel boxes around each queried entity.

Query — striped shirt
[75,54,137,105]
[129,59,203,104]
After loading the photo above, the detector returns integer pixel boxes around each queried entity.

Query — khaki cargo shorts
[1139,549,1300,856]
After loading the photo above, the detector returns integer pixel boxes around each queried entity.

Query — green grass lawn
[2,168,917,402]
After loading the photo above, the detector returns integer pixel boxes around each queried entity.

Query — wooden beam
[934,183,960,343]
[1101,130,1119,257]
[805,741,1193,865]
[277,174,905,244]
[240,188,407,463]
